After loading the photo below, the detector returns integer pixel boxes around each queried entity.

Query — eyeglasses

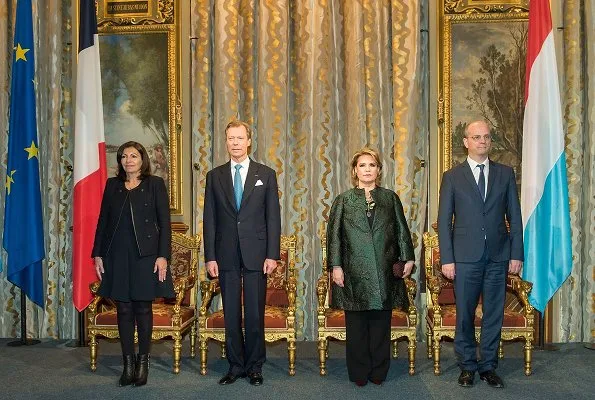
[468,135,492,142]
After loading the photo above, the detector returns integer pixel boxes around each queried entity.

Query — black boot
[118,354,136,386]
[133,354,149,386]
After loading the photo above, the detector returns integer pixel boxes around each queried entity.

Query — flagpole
[6,289,40,347]
[77,310,87,347]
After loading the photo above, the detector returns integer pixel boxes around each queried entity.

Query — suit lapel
[461,160,484,202]
[240,160,259,209]
[485,160,499,203]
[217,161,237,211]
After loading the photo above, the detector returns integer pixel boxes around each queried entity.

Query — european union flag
[3,0,45,307]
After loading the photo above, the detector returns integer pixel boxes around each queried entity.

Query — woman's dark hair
[115,141,152,181]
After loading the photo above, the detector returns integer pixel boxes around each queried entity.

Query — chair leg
[498,340,504,359]
[408,336,416,376]
[318,338,328,376]
[199,338,208,375]
[173,335,182,374]
[426,329,433,359]
[524,338,532,376]
[190,322,197,358]
[392,340,399,359]
[433,336,441,375]
[287,338,296,376]
[220,342,226,358]
[89,334,97,372]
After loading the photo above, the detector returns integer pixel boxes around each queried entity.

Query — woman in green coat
[327,147,415,386]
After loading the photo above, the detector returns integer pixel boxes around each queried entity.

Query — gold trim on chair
[316,232,418,376]
[198,235,298,376]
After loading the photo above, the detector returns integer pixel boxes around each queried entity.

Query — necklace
[365,191,375,217]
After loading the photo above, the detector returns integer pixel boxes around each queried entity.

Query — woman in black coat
[92,141,174,387]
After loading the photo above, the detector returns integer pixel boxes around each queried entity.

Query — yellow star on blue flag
[3,0,45,306]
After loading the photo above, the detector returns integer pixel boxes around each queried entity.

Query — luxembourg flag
[72,0,107,311]
[521,0,572,313]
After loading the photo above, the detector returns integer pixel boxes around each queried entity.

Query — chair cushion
[324,309,410,328]
[429,304,528,328]
[93,305,195,328]
[205,305,288,329]
[266,288,288,307]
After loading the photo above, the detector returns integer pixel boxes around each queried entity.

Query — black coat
[92,175,171,260]
[437,160,523,265]
[203,159,281,270]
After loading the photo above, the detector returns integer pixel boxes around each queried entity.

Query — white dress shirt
[467,156,489,199]
[230,157,250,189]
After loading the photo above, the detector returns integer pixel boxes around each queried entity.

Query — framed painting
[437,0,529,182]
[94,0,182,214]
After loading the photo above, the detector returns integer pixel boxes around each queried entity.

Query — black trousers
[219,265,267,375]
[116,301,153,356]
[454,243,507,373]
[344,310,392,382]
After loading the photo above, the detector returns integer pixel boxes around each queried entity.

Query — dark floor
[0,338,593,400]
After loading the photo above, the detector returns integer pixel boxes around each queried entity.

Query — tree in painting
[465,23,527,168]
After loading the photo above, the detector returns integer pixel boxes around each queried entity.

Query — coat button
[144,203,148,207]
[237,221,240,225]
[145,219,149,223]
[147,235,152,238]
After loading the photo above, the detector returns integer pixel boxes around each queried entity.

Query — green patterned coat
[326,187,415,311]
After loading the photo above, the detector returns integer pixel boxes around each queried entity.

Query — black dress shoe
[354,380,367,387]
[458,370,475,387]
[248,372,263,386]
[480,370,504,388]
[369,378,383,385]
[218,372,246,385]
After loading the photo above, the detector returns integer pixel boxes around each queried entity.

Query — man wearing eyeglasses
[437,120,523,389]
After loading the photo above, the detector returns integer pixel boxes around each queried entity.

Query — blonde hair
[350,147,383,187]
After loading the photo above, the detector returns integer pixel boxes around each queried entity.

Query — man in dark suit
[437,120,523,389]
[203,120,281,386]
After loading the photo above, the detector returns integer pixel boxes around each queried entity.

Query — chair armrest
[199,279,221,316]
[507,274,534,315]
[404,277,417,310]
[316,273,329,316]
[286,275,297,312]
[87,281,103,319]
[403,277,418,326]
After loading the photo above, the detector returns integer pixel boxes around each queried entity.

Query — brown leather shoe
[480,370,504,388]
[458,370,475,387]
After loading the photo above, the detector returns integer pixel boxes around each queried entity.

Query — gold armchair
[88,231,201,374]
[198,234,298,376]
[423,231,535,376]
[316,233,418,376]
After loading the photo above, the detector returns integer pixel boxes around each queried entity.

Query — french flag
[521,0,572,313]
[72,0,107,311]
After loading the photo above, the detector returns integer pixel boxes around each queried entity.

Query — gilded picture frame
[437,0,529,180]
[94,0,182,214]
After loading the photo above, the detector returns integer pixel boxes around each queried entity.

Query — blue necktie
[234,164,243,210]
[477,164,486,202]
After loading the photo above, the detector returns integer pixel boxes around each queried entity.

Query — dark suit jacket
[203,159,281,270]
[437,160,523,265]
[92,175,171,260]
[326,187,415,311]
